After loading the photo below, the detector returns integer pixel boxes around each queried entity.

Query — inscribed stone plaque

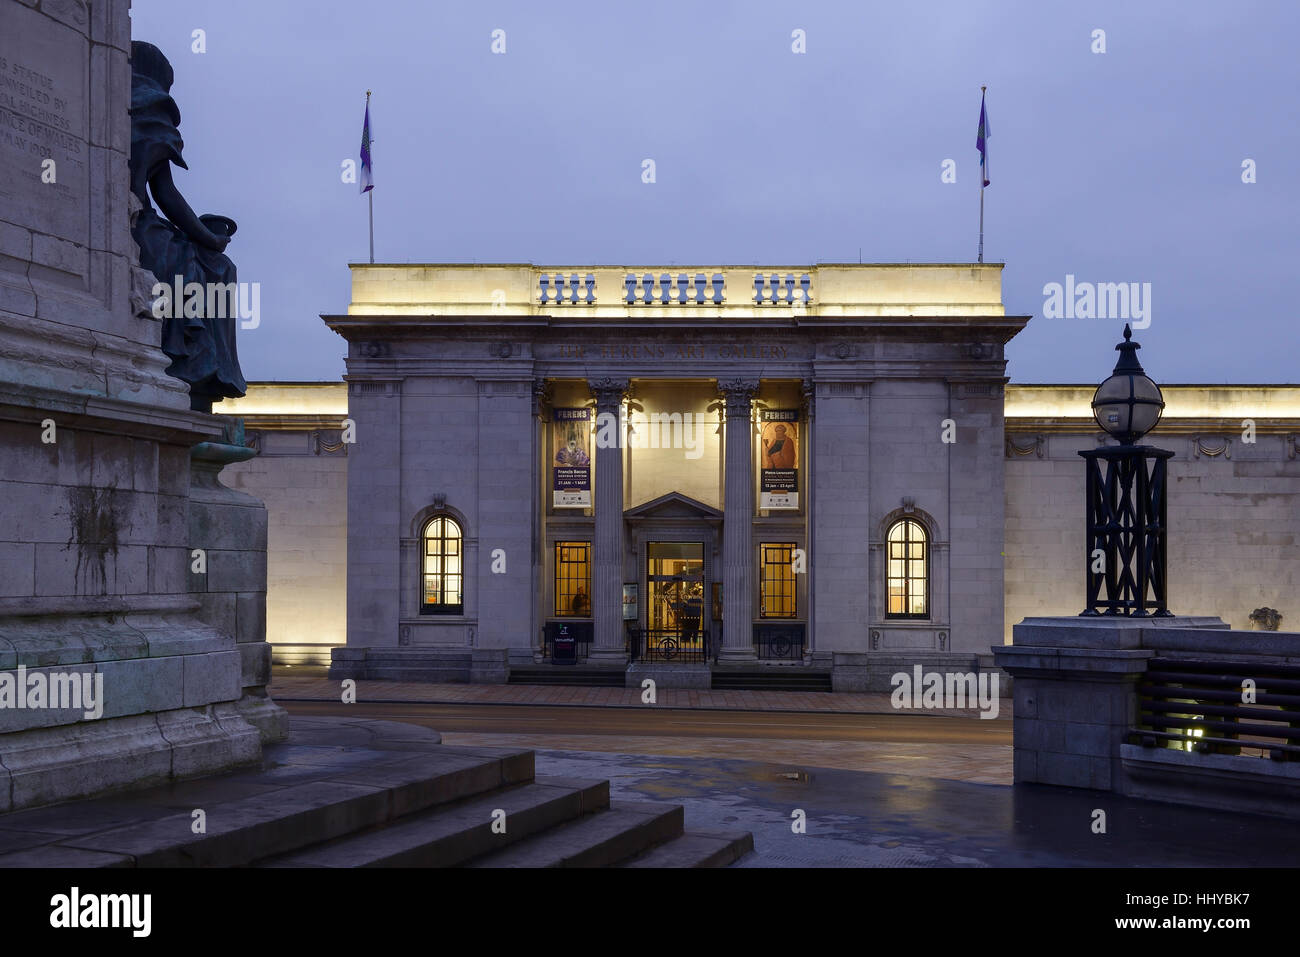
[0,2,89,246]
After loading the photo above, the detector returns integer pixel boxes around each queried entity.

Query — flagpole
[978,85,985,264]
[366,90,374,264]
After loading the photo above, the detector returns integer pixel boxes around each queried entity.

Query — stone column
[588,377,628,663]
[719,378,759,661]
[801,377,815,662]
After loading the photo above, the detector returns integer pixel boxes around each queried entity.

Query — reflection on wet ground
[513,748,1300,867]
[439,731,1012,785]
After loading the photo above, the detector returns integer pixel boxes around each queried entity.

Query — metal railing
[1129,657,1300,760]
[628,626,711,664]
[754,623,806,661]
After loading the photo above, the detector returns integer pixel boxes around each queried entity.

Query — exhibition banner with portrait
[760,409,799,509]
[553,408,592,507]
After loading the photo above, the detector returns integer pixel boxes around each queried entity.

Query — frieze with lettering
[545,342,802,361]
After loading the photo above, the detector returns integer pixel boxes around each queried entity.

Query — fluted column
[719,378,758,660]
[588,377,629,662]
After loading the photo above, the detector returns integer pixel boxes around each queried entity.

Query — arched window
[421,516,463,614]
[886,519,928,619]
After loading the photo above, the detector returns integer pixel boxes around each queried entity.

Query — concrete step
[14,746,534,868]
[467,800,683,868]
[712,671,832,692]
[508,667,627,687]
[620,828,754,868]
[257,776,610,868]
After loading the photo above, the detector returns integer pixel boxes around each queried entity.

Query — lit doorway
[646,541,705,659]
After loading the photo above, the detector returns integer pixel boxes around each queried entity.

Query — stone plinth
[993,616,1227,791]
[189,435,287,742]
[0,0,282,810]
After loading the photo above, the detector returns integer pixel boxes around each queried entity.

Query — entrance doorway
[646,541,706,661]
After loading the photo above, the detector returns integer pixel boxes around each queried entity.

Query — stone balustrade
[343,263,1006,319]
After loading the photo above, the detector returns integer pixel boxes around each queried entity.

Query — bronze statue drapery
[129,41,246,412]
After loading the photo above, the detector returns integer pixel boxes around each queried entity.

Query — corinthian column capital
[587,377,629,411]
[717,378,759,419]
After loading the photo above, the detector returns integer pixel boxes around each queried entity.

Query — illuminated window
[555,542,592,617]
[886,520,928,618]
[759,543,797,619]
[421,516,463,614]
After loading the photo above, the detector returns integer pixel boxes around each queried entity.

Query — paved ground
[270,672,1003,718]
[522,748,1300,867]
[281,700,1013,785]
[278,700,1300,866]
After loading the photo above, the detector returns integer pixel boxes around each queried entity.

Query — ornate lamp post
[1079,325,1173,617]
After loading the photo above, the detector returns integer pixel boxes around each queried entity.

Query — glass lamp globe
[1092,325,1164,444]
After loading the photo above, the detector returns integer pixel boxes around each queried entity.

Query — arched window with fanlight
[421,516,463,614]
[886,519,928,619]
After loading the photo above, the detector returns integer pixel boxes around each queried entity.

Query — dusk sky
[130,0,1299,384]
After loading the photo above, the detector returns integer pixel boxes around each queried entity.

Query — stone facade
[225,381,1300,685]
[217,386,348,665]
[284,264,1029,684]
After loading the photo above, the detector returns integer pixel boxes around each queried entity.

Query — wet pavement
[278,700,1300,867]
[521,748,1300,867]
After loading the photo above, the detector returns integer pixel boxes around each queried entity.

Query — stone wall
[222,430,346,665]
[1004,430,1300,640]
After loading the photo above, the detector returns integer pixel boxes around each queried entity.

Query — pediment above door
[624,491,723,523]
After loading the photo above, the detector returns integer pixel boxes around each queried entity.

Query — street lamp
[1091,325,1165,444]
[1079,324,1174,617]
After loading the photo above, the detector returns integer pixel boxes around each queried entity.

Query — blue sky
[131,0,1300,383]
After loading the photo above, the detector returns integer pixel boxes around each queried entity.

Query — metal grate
[1130,657,1300,760]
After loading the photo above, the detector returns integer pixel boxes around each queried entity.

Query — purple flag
[976,91,990,187]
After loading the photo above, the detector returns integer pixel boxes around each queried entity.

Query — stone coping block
[1011,616,1230,650]
[0,610,231,668]
[1121,743,1300,820]
[993,644,1154,677]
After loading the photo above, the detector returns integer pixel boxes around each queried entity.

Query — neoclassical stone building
[218,265,1300,689]
[298,264,1025,687]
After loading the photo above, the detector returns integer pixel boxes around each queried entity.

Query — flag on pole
[976,90,990,187]
[359,99,374,194]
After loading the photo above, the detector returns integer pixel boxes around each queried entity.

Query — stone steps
[467,800,682,868]
[258,777,610,867]
[0,745,535,868]
[620,828,755,868]
[508,667,627,687]
[0,718,752,869]
[712,671,833,692]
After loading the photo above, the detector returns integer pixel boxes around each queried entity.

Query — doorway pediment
[624,491,723,522]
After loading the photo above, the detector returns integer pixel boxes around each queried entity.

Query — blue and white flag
[360,100,374,194]
[976,91,990,187]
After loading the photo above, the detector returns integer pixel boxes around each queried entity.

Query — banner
[553,408,592,507]
[760,409,799,509]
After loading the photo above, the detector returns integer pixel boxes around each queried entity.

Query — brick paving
[269,671,1005,719]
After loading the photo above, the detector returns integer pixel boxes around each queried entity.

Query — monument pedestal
[0,0,283,811]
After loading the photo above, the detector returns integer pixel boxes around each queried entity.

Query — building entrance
[645,542,707,661]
